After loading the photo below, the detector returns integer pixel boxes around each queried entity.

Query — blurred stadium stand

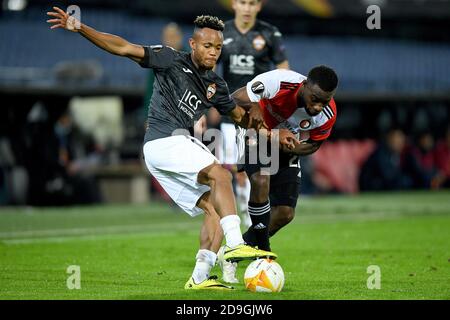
[0,1,449,205]
[312,139,376,194]
[1,8,450,95]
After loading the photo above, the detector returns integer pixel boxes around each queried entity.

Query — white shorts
[235,126,247,166]
[219,122,239,165]
[143,135,218,217]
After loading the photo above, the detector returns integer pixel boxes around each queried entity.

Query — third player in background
[212,0,290,283]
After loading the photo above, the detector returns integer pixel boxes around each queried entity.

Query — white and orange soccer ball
[244,259,285,293]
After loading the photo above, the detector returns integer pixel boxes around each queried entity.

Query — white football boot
[217,245,239,284]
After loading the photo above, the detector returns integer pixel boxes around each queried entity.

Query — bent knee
[208,165,232,183]
[278,207,296,224]
[198,163,232,186]
[249,173,270,189]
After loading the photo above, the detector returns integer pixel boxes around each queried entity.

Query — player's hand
[247,105,265,130]
[47,6,80,32]
[276,129,300,152]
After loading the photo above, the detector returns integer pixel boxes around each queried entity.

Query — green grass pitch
[0,191,449,300]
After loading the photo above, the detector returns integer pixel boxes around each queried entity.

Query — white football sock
[192,249,217,284]
[237,178,251,226]
[220,215,244,248]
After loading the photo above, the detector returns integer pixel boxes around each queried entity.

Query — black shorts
[237,137,301,209]
[269,166,301,208]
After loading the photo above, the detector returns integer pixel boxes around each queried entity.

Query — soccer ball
[244,259,285,293]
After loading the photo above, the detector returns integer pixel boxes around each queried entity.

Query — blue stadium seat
[1,7,450,94]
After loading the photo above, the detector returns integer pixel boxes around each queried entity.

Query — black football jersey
[220,19,288,93]
[139,46,235,142]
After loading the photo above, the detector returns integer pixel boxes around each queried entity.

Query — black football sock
[243,226,257,246]
[247,200,271,251]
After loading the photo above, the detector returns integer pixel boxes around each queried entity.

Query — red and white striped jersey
[246,69,337,141]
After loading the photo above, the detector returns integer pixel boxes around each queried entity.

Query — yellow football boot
[184,275,235,290]
[223,244,277,263]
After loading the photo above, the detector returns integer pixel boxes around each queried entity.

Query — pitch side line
[2,229,199,245]
[0,221,200,242]
[2,210,447,245]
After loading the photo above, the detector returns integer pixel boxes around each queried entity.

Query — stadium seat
[1,8,450,94]
[312,140,376,193]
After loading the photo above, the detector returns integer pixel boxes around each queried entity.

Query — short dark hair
[194,15,225,32]
[308,65,338,92]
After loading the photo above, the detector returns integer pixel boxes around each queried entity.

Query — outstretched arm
[229,106,298,150]
[228,105,250,129]
[47,6,145,63]
[231,86,266,130]
[230,86,300,149]
[284,139,322,156]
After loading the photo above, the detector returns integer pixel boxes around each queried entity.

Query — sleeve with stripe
[245,70,281,102]
[310,102,337,141]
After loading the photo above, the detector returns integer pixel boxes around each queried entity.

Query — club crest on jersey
[300,120,311,129]
[207,83,216,100]
[251,81,265,94]
[253,35,266,51]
